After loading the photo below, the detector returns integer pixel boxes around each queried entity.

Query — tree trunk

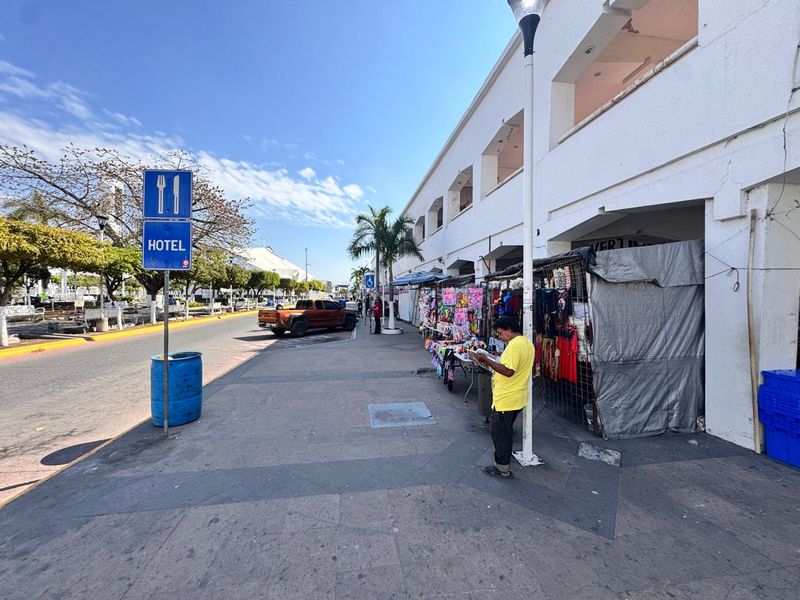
[387,262,396,330]
[0,312,7,347]
[149,291,157,324]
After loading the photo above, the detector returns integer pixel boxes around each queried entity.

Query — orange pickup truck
[258,299,358,337]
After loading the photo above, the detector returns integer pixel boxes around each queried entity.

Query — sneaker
[481,465,512,479]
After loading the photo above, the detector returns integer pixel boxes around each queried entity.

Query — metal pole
[513,51,542,467]
[99,229,105,322]
[163,270,170,437]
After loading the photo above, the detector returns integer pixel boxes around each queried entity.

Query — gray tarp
[588,240,705,439]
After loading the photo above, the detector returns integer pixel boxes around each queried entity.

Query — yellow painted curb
[0,337,87,359]
[0,310,260,359]
[89,310,259,342]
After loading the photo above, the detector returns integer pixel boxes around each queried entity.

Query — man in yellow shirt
[470,315,534,479]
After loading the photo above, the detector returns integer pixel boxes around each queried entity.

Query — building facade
[394,0,800,450]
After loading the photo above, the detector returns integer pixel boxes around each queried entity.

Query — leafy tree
[68,274,101,289]
[226,263,250,294]
[247,270,280,298]
[278,278,293,297]
[0,218,105,345]
[308,279,326,292]
[101,245,141,300]
[295,281,310,296]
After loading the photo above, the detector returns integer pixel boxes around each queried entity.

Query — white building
[394,0,800,451]
[236,247,317,282]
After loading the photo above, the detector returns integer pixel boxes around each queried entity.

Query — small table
[453,352,491,402]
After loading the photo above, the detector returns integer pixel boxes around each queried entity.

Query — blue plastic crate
[759,386,800,421]
[764,425,800,468]
[761,370,800,394]
[759,408,800,434]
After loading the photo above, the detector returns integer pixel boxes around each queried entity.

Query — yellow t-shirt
[491,335,534,412]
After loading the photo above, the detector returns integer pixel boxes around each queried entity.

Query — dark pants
[373,315,381,334]
[490,408,521,468]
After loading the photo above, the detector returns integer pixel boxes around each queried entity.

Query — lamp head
[94,214,109,230]
[507,0,547,56]
[507,0,547,22]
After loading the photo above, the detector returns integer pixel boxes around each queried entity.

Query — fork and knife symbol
[156,174,181,215]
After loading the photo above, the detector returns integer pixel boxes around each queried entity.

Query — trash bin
[150,352,203,426]
[477,371,492,419]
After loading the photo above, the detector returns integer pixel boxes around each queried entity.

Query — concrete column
[480,154,498,198]
[705,184,800,450]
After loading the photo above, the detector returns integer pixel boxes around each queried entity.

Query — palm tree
[347,205,391,294]
[349,265,369,295]
[348,205,423,330]
[382,214,424,294]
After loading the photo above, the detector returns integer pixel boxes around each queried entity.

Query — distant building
[235,247,317,282]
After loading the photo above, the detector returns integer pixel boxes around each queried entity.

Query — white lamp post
[508,0,546,467]
[95,214,109,332]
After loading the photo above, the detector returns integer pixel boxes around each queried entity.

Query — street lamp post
[507,0,546,467]
[95,214,109,332]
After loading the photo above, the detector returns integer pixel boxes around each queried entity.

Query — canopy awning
[390,271,448,286]
[483,247,596,280]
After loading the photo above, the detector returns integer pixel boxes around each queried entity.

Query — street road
[0,314,279,504]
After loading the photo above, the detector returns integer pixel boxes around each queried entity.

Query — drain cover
[368,402,436,428]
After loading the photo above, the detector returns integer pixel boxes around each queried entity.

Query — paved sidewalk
[1,318,799,599]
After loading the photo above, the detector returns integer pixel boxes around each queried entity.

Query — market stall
[483,241,705,440]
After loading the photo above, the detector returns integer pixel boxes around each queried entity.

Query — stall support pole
[513,51,543,468]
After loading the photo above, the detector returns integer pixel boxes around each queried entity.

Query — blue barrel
[150,352,203,426]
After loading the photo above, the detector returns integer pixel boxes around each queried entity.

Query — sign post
[142,169,193,437]
[364,273,375,290]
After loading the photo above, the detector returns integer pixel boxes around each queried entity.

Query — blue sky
[0,1,516,284]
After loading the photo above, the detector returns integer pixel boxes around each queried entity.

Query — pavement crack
[120,512,186,600]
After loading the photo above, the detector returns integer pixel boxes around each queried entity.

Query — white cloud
[0,61,92,120]
[366,185,377,194]
[343,184,363,200]
[103,109,142,127]
[0,59,367,230]
[298,166,316,180]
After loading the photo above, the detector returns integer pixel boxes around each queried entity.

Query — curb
[0,337,88,359]
[89,310,258,342]
[0,310,259,359]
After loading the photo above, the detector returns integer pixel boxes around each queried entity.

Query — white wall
[534,0,800,449]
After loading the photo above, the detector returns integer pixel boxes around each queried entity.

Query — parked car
[258,299,357,337]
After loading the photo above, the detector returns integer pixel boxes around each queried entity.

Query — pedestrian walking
[372,297,382,334]
[364,295,371,321]
[357,298,363,316]
[469,315,534,479]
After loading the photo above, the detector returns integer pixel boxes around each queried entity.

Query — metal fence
[530,255,600,434]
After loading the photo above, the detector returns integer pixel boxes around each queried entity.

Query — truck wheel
[342,315,357,331]
[272,328,286,337]
[290,319,308,337]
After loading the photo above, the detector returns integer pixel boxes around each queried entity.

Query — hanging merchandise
[468,287,483,309]
[441,287,457,305]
